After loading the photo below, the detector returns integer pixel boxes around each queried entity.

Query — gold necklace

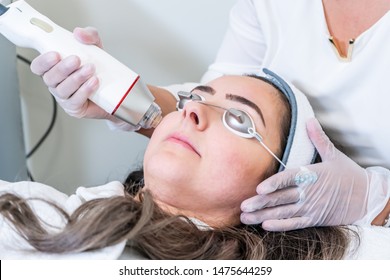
[328,36,355,62]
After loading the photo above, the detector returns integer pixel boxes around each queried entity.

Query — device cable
[17,54,58,181]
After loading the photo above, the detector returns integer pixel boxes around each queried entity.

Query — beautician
[30,0,390,231]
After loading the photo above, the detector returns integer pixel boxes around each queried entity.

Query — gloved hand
[30,27,135,130]
[240,118,370,231]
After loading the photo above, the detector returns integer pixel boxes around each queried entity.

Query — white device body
[0,0,161,128]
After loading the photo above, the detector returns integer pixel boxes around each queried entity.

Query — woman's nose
[181,102,208,131]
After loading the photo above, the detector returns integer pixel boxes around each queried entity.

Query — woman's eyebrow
[226,94,266,127]
[191,85,216,95]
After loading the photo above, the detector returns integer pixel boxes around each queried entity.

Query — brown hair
[0,187,355,259]
[0,76,357,259]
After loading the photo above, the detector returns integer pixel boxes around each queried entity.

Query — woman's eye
[226,108,247,123]
[190,93,204,102]
[223,109,254,135]
[176,92,205,111]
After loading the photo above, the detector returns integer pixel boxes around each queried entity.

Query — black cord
[16,54,33,66]
[25,94,57,158]
[26,169,35,182]
[17,54,58,181]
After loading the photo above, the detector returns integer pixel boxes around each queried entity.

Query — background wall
[0,0,28,182]
[16,0,236,194]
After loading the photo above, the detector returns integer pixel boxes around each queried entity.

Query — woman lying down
[1,69,389,260]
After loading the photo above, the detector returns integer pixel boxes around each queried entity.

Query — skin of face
[143,75,286,227]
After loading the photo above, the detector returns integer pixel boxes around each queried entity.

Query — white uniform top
[201,0,390,169]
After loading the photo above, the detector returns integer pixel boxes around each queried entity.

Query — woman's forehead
[203,76,282,117]
[206,75,278,98]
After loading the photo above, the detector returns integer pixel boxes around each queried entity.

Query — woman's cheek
[146,114,176,154]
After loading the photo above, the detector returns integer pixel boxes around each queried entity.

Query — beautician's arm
[30,27,177,138]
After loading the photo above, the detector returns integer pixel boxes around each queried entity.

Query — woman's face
[143,75,287,227]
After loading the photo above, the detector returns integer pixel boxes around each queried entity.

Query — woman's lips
[167,133,200,156]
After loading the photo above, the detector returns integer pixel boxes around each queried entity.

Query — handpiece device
[0,0,162,129]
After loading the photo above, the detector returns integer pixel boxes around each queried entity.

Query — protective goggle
[176,91,286,169]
